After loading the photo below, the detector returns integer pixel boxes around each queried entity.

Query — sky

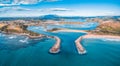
[0,0,120,17]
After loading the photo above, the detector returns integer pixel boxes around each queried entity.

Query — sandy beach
[74,34,120,54]
[82,34,120,39]
[52,29,88,33]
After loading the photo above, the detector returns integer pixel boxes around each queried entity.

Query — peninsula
[0,22,45,39]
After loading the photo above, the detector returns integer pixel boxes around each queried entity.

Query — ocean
[0,23,120,66]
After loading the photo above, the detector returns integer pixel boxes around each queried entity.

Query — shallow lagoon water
[0,23,120,66]
[46,22,99,30]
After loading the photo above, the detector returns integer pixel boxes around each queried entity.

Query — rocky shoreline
[49,36,61,54]
[75,36,87,54]
[0,31,46,39]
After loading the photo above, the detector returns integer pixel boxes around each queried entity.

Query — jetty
[75,36,86,54]
[49,36,61,53]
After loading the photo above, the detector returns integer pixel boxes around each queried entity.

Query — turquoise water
[47,22,99,30]
[64,18,86,22]
[0,24,120,66]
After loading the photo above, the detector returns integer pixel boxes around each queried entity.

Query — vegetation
[90,22,120,36]
[47,28,61,32]
[0,23,41,36]
[23,30,40,36]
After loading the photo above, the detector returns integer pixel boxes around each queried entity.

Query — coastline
[0,31,46,39]
[82,34,120,39]
[51,29,88,33]
[75,34,120,54]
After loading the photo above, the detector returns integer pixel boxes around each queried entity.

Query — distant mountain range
[39,14,83,21]
[39,14,61,20]
[0,14,120,21]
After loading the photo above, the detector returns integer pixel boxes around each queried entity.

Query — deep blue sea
[0,23,120,66]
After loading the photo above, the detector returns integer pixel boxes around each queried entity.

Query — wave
[19,37,29,43]
[34,27,40,29]
[101,38,120,42]
[8,35,17,39]
[87,38,120,42]
[0,33,6,37]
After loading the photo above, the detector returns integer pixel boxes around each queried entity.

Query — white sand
[53,29,88,33]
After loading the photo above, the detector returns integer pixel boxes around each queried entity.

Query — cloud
[44,0,60,2]
[0,6,31,13]
[0,7,70,17]
[0,0,11,4]
[13,0,41,5]
[0,7,69,14]
[38,8,70,13]
[0,0,60,6]
[49,8,70,11]
[0,7,68,13]
[0,4,19,6]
